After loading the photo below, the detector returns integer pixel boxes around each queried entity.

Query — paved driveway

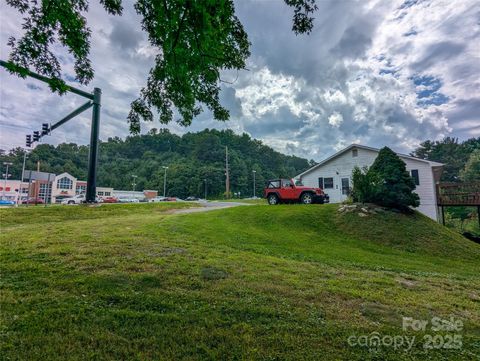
[172,201,251,214]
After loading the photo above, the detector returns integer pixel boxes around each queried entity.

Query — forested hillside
[0,129,314,198]
[412,136,480,235]
[411,137,480,181]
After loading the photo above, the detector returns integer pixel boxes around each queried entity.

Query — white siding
[402,158,438,220]
[298,147,439,221]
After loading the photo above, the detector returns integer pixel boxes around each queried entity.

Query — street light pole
[18,149,28,205]
[3,162,13,200]
[252,170,256,198]
[21,150,27,182]
[162,166,168,197]
[204,178,207,200]
[131,175,137,198]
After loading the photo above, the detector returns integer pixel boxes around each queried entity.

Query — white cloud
[0,0,478,162]
[328,112,343,127]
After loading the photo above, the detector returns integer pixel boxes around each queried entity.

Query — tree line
[411,137,480,235]
[1,133,478,199]
[411,137,480,182]
[0,129,314,199]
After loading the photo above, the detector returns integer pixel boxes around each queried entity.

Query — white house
[295,144,444,221]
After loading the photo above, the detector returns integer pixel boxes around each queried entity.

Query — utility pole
[2,162,12,200]
[253,170,256,198]
[162,166,168,197]
[225,146,230,198]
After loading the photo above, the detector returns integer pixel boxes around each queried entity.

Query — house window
[97,191,104,196]
[318,177,324,189]
[341,178,350,195]
[104,192,111,196]
[411,169,420,185]
[57,177,73,190]
[324,177,334,189]
[352,149,358,157]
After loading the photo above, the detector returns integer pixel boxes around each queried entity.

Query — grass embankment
[1,203,479,360]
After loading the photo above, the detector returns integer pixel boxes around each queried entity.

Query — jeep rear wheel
[267,194,279,205]
[300,192,313,204]
[68,200,75,205]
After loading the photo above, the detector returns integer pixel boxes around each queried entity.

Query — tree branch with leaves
[4,0,318,132]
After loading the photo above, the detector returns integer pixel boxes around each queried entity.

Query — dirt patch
[360,302,400,325]
[200,266,229,281]
[160,247,187,256]
[396,277,418,289]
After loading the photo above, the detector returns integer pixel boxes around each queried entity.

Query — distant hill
[0,129,314,198]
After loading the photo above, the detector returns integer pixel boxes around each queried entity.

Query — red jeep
[264,178,329,205]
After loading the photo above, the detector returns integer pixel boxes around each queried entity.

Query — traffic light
[41,123,50,135]
[26,134,32,147]
[33,131,40,142]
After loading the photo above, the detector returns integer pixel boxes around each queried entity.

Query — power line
[0,122,32,130]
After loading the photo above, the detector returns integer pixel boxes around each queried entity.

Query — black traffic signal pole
[86,88,101,203]
[50,100,93,131]
[0,60,101,203]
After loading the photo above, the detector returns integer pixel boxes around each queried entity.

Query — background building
[0,179,29,202]
[113,189,158,201]
[3,170,156,204]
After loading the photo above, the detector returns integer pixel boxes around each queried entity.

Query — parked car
[61,194,85,205]
[55,195,72,204]
[149,196,167,203]
[102,196,118,203]
[165,197,177,202]
[118,197,140,203]
[0,199,15,205]
[264,178,329,205]
[185,196,199,201]
[22,197,45,204]
[61,194,102,204]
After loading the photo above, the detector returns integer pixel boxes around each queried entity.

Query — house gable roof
[296,144,444,178]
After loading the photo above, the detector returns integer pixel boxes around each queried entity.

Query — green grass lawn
[1,203,479,360]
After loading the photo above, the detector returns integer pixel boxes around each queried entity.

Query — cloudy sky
[1,0,479,161]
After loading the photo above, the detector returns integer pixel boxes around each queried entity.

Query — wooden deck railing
[436,182,480,206]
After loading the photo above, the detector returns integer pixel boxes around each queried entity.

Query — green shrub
[351,166,379,203]
[351,147,420,212]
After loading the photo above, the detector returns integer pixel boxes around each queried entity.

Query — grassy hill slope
[1,203,479,360]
